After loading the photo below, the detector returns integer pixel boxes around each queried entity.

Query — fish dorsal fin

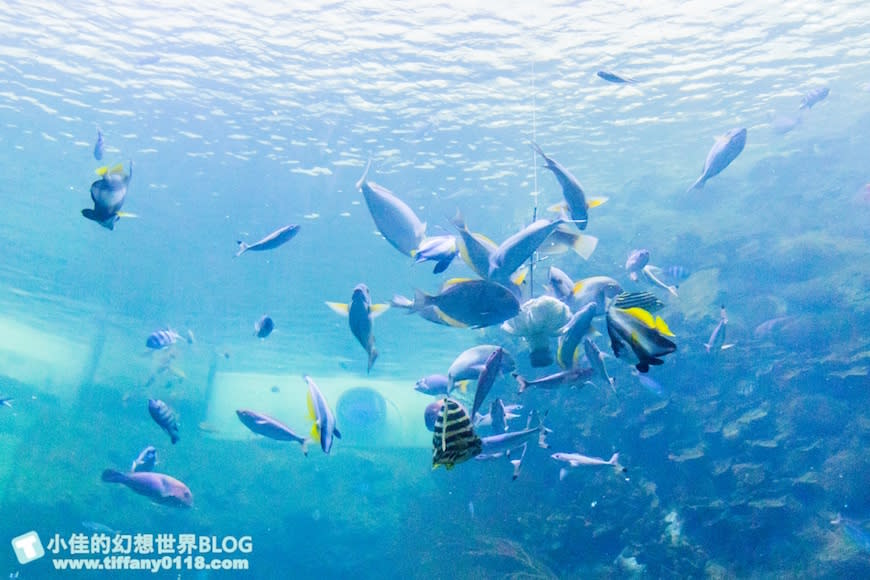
[442,277,473,290]
[369,303,390,318]
[655,315,675,337]
[586,196,609,209]
[325,302,350,316]
[623,307,656,329]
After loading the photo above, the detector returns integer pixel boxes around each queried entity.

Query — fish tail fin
[390,294,414,310]
[570,233,598,260]
[513,372,528,393]
[101,469,127,483]
[368,347,378,373]
[235,241,248,257]
[559,467,569,482]
[608,452,619,465]
[170,433,179,445]
[450,209,466,230]
[301,439,310,457]
[410,289,428,313]
[355,158,372,190]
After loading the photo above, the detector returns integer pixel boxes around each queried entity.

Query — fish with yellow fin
[326,284,390,373]
[304,374,341,454]
[432,398,482,470]
[606,298,677,373]
[82,161,136,230]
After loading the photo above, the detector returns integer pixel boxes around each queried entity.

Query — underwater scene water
[1,0,870,578]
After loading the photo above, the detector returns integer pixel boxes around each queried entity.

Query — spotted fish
[432,398,482,470]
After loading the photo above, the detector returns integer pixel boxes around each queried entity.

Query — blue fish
[304,375,341,454]
[326,284,390,373]
[236,224,300,256]
[356,160,426,257]
[410,279,520,329]
[489,218,566,283]
[415,374,449,396]
[236,409,310,455]
[531,142,607,230]
[597,70,636,84]
[148,399,180,444]
[0,396,12,409]
[131,445,157,472]
[451,211,497,279]
[101,469,192,508]
[82,161,135,230]
[687,128,747,192]
[471,347,504,418]
[799,87,829,110]
[254,315,274,338]
[146,328,182,350]
[93,129,104,160]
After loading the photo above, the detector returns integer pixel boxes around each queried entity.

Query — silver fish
[413,235,457,274]
[326,284,389,373]
[82,161,134,230]
[235,224,300,256]
[236,409,310,455]
[641,265,678,297]
[704,305,732,353]
[513,367,593,393]
[551,451,626,481]
[131,445,157,472]
[356,160,426,257]
[583,338,615,393]
[304,375,341,454]
[687,128,747,192]
[479,411,550,456]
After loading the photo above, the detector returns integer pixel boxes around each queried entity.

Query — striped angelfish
[432,398,482,470]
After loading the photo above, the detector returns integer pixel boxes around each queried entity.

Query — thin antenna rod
[529,57,538,299]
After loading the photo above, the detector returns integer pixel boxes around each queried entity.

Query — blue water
[1,0,870,578]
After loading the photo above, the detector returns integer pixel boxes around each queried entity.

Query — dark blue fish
[597,70,636,84]
[799,87,829,110]
[687,128,747,192]
[146,328,181,349]
[131,445,157,472]
[254,315,274,338]
[148,399,180,444]
[235,224,300,257]
[410,279,520,329]
[93,129,104,161]
[82,161,134,230]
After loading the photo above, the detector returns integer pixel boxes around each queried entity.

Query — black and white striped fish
[432,398,482,470]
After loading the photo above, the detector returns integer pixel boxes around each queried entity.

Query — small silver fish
[236,224,300,256]
[131,445,157,472]
[687,128,747,192]
[551,451,626,481]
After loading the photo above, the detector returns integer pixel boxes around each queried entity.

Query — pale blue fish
[415,374,449,396]
[448,344,516,392]
[82,161,135,230]
[531,142,608,230]
[606,306,677,373]
[470,347,504,418]
[514,367,594,393]
[625,249,650,282]
[236,224,300,257]
[413,235,457,274]
[236,409,310,455]
[799,87,829,110]
[556,302,598,369]
[409,279,520,329]
[489,218,566,283]
[93,128,104,160]
[356,160,426,257]
[571,276,622,312]
[304,374,341,454]
[583,337,615,393]
[547,266,575,304]
[450,211,497,279]
[687,128,747,192]
[131,445,157,472]
[326,284,390,373]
